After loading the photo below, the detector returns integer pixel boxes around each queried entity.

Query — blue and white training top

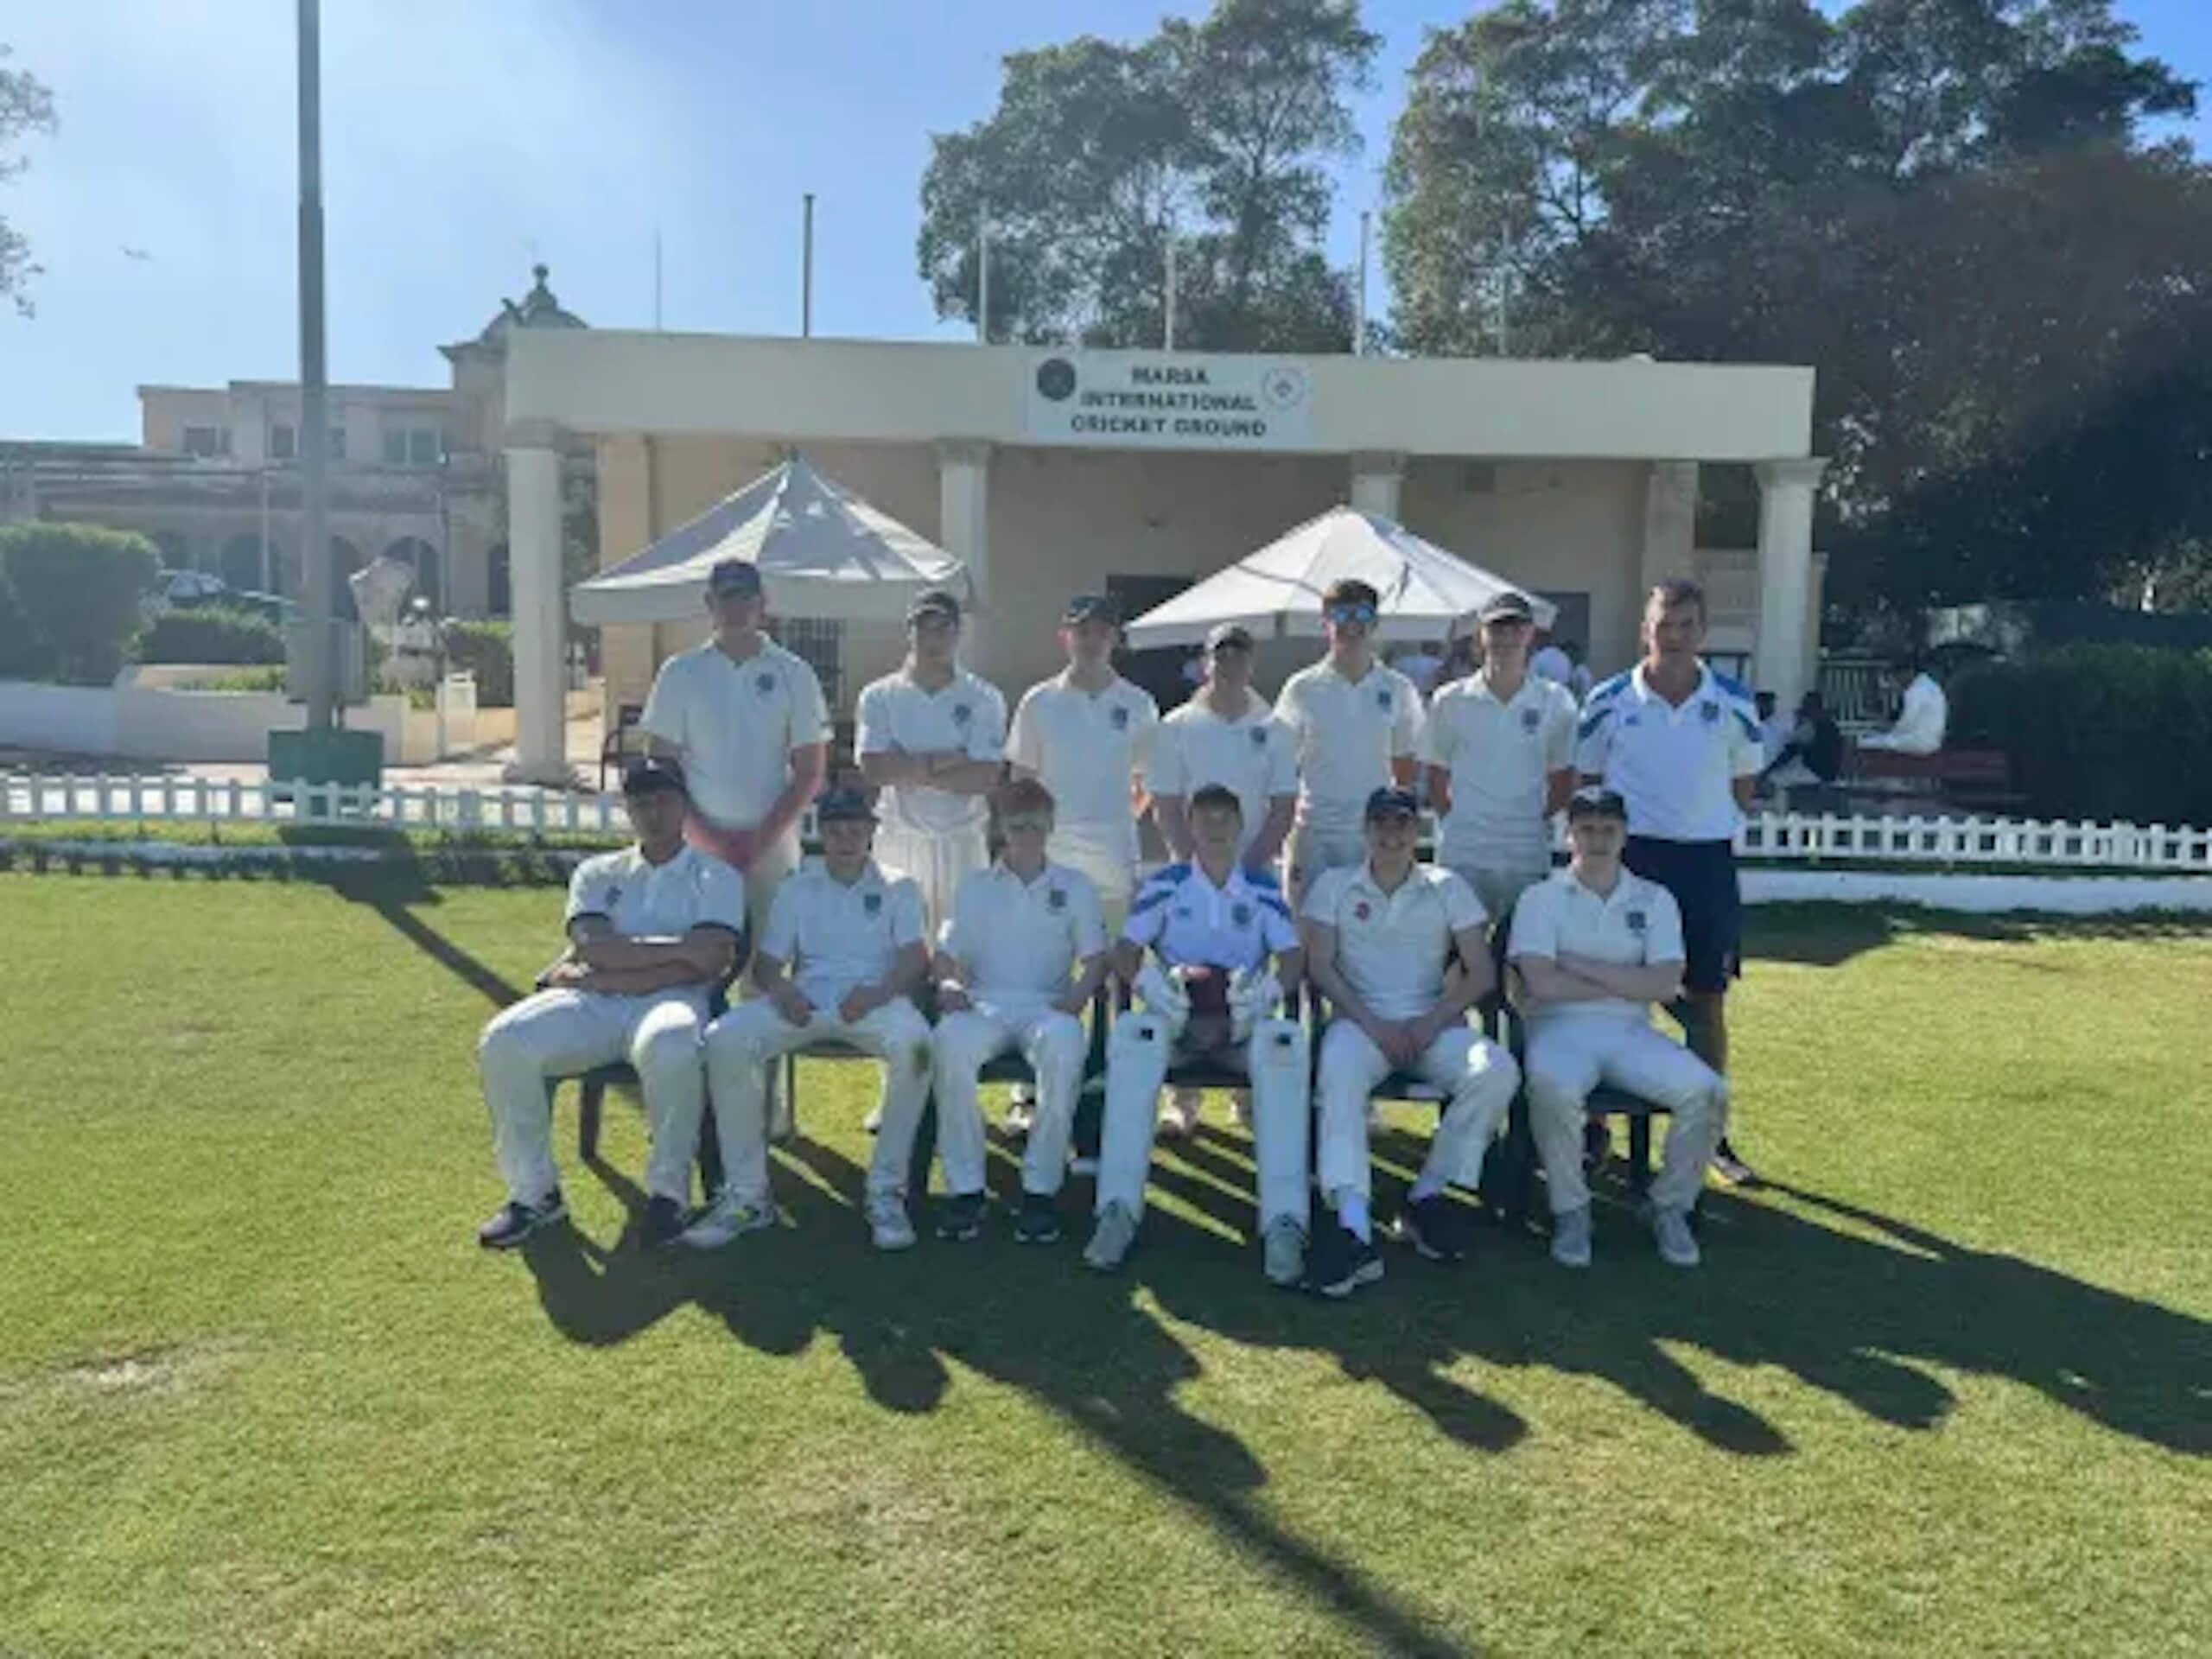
[1122,861,1298,974]
[1573,662,1766,842]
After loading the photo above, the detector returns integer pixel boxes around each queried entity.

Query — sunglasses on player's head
[1327,602,1378,626]
[1000,812,1053,836]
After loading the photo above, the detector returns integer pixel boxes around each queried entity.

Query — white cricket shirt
[1507,867,1685,1022]
[639,639,829,831]
[1274,658,1424,837]
[1146,690,1298,857]
[761,858,927,1006]
[1302,861,1484,1021]
[565,843,747,940]
[855,666,1008,838]
[1421,670,1579,865]
[1573,663,1764,842]
[939,860,1108,1003]
[1005,671,1159,873]
[1122,861,1297,974]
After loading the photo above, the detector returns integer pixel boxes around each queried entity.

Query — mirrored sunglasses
[1327,603,1379,626]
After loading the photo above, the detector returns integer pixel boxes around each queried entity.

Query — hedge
[0,523,161,684]
[444,620,513,708]
[137,605,286,666]
[1948,644,2212,826]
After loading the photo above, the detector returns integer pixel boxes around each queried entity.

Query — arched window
[220,532,270,594]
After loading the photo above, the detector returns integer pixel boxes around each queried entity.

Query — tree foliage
[1384,0,2209,614]
[1,44,57,319]
[918,0,1378,352]
[0,523,161,685]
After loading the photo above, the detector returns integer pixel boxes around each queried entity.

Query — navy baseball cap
[1478,589,1536,625]
[1363,785,1420,822]
[620,755,689,798]
[816,785,877,824]
[1061,594,1121,627]
[1567,785,1628,821]
[906,588,963,626]
[708,558,763,598]
[1205,622,1255,652]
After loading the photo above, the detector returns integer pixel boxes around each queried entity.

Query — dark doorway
[1106,574,1197,711]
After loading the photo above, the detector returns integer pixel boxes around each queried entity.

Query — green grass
[1,875,2207,1657]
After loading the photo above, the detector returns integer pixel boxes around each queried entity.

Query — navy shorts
[1624,836,1741,995]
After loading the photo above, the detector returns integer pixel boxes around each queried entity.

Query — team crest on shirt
[1624,714,1643,728]
[863,892,883,916]
[1249,727,1268,747]
[1353,900,1371,921]
[952,702,973,727]
[1048,887,1068,912]
[1700,701,1719,723]
[1376,689,1393,711]
[603,885,622,908]
[1521,708,1541,732]
[1232,902,1253,927]
[1627,910,1647,932]
[755,671,777,696]
[1110,705,1130,730]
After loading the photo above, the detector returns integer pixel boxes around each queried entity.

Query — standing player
[474,758,743,1249]
[1510,786,1726,1268]
[930,779,1109,1246]
[856,588,1007,938]
[1575,579,1764,1185]
[639,557,829,1132]
[1421,589,1579,920]
[1274,578,1424,903]
[1083,785,1310,1285]
[679,788,935,1252]
[1303,787,1519,1298]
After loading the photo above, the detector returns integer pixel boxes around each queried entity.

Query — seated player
[930,779,1109,1246]
[474,757,742,1249]
[1303,787,1520,1298]
[679,787,934,1253]
[1084,784,1311,1286]
[1510,786,1728,1269]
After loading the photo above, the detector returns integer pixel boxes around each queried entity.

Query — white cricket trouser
[478,988,709,1206]
[1315,1020,1520,1204]
[1095,1014,1313,1232]
[931,997,1088,1197]
[1284,822,1368,904]
[1443,857,1551,926]
[1523,1014,1727,1215]
[697,997,935,1207]
[874,823,991,940]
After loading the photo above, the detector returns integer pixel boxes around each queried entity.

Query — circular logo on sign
[1259,365,1309,410]
[1036,359,1077,402]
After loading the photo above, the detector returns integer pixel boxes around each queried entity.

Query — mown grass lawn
[1,871,2207,1657]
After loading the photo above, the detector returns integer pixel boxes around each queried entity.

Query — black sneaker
[1013,1192,1061,1246]
[1303,1221,1384,1300]
[477,1188,567,1250]
[641,1194,688,1248]
[937,1191,987,1243]
[1400,1194,1470,1264]
[1711,1138,1759,1187]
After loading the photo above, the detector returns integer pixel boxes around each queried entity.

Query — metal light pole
[1355,209,1370,355]
[801,193,815,338]
[976,212,990,345]
[297,0,333,729]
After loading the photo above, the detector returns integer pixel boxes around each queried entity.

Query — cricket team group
[475,556,1763,1295]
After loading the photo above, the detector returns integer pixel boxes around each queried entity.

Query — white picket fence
[5,769,2212,873]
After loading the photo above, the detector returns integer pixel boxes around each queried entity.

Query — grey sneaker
[1652,1205,1700,1268]
[1262,1217,1306,1287]
[1156,1090,1202,1139]
[1083,1200,1140,1272]
[867,1192,918,1251]
[477,1188,567,1250]
[1550,1204,1593,1269]
[679,1191,776,1249]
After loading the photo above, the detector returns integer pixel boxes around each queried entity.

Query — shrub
[444,619,513,707]
[137,604,286,666]
[0,561,49,679]
[0,523,161,684]
[1948,644,2212,825]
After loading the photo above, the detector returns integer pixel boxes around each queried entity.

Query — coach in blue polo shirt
[1574,578,1764,1185]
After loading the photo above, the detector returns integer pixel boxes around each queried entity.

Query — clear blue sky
[3,0,2207,442]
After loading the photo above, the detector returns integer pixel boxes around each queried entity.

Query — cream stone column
[938,440,995,677]
[1752,458,1828,715]
[504,418,569,784]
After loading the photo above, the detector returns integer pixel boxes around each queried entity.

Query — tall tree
[918,0,1378,352]
[0,45,57,318]
[1383,0,2208,613]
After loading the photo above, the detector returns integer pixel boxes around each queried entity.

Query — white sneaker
[1549,1204,1592,1269]
[1156,1090,1202,1140]
[867,1192,917,1252]
[1262,1217,1306,1287]
[679,1192,777,1250]
[863,1105,884,1135]
[1227,1090,1251,1128]
[1004,1094,1037,1135]
[1084,1201,1140,1272]
[1652,1205,1700,1268]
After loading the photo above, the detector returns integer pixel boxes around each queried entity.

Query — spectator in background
[1440,632,1481,687]
[1531,632,1573,689]
[1763,692,1847,800]
[1392,639,1447,698]
[1859,659,1948,755]
[1563,640,1594,702]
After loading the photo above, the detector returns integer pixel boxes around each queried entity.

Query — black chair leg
[1628,1114,1654,1197]
[580,1077,606,1161]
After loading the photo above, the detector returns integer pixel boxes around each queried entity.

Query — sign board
[1026,353,1313,451]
